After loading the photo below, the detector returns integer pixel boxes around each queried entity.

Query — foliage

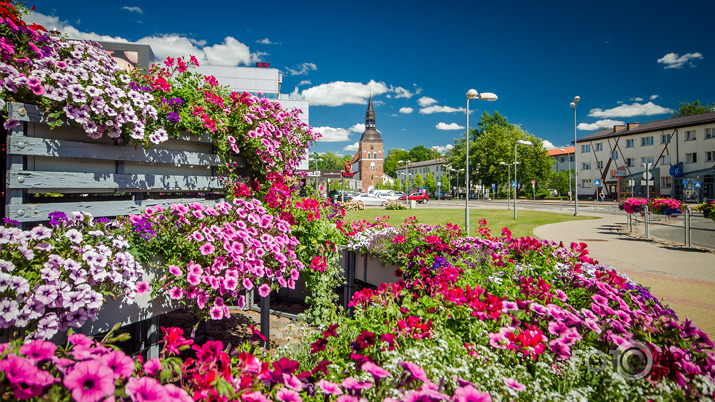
[339,200,365,211]
[0,212,143,340]
[409,145,441,163]
[548,170,572,198]
[383,149,412,177]
[694,201,715,221]
[671,100,715,118]
[385,200,407,210]
[413,173,425,188]
[425,171,437,194]
[310,151,346,171]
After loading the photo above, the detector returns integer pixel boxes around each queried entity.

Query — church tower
[357,95,384,192]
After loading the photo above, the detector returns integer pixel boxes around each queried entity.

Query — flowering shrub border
[619,197,685,216]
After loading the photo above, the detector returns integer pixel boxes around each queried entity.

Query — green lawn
[344,208,596,238]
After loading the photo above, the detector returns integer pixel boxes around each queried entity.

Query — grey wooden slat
[7,198,225,222]
[7,102,213,143]
[7,135,229,167]
[7,171,224,191]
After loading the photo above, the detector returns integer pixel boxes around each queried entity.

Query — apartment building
[575,112,715,202]
[548,147,575,174]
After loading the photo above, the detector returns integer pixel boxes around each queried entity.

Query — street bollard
[687,209,692,247]
[644,206,649,240]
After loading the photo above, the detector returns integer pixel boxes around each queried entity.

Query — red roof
[548,147,574,156]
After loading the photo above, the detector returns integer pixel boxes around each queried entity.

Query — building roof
[576,112,715,143]
[548,146,574,156]
[360,95,383,142]
[406,158,447,168]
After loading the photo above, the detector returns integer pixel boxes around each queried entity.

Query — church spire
[360,95,382,142]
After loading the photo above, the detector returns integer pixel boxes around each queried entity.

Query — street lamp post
[499,161,512,210]
[309,157,322,192]
[514,140,533,219]
[560,148,572,202]
[465,89,498,236]
[398,160,410,204]
[570,96,580,215]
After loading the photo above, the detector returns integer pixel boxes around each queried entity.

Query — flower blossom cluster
[0,211,143,340]
[131,199,302,320]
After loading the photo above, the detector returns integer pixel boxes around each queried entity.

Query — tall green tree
[671,101,715,118]
[413,174,425,188]
[384,149,411,177]
[425,171,437,194]
[409,145,441,162]
[441,173,452,193]
[311,152,349,170]
[547,170,572,198]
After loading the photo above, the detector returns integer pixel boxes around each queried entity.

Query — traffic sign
[628,179,635,187]
[641,180,654,186]
[437,181,441,186]
[641,171,652,180]
[682,179,688,185]
[695,181,702,188]
[594,179,602,186]
[511,181,517,188]
[491,183,496,189]
[531,180,535,187]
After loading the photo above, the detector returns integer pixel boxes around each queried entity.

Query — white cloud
[297,80,311,86]
[650,94,659,100]
[418,96,438,107]
[256,37,280,45]
[285,62,317,76]
[25,12,264,67]
[343,142,359,152]
[435,122,465,130]
[300,80,389,106]
[587,102,673,118]
[631,97,644,102]
[431,144,454,154]
[657,52,703,69]
[577,119,625,131]
[314,126,351,142]
[399,107,414,114]
[349,123,365,133]
[121,6,143,14]
[387,86,413,99]
[542,140,558,150]
[420,105,466,114]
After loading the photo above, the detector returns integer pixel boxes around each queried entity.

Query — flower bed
[619,197,685,216]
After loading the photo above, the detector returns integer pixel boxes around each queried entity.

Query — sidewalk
[534,214,715,339]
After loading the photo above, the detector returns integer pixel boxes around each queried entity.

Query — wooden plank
[7,171,224,192]
[7,198,225,222]
[8,135,228,167]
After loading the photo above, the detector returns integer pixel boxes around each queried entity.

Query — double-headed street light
[465,89,498,236]
[570,96,580,216]
[514,140,533,219]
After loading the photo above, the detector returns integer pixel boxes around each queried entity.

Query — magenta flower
[341,377,373,391]
[276,387,303,402]
[105,350,134,379]
[258,284,271,297]
[209,305,224,320]
[125,377,169,401]
[399,361,428,382]
[168,264,183,277]
[170,286,184,300]
[316,379,343,395]
[503,377,526,392]
[19,340,56,362]
[143,357,162,376]
[164,384,193,402]
[199,242,216,255]
[63,360,116,402]
[135,281,150,295]
[361,361,390,378]
[452,385,492,402]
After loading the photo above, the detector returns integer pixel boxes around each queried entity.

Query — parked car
[438,192,453,200]
[329,190,355,202]
[351,193,388,206]
[373,190,401,201]
[399,192,429,203]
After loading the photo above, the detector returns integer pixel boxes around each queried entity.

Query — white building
[548,147,575,174]
[575,112,715,202]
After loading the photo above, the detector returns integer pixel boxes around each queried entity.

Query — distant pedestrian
[599,191,605,202]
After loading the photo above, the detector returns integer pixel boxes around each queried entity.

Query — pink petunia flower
[199,242,215,255]
[164,384,193,402]
[452,384,493,402]
[125,376,169,401]
[19,340,56,362]
[258,284,271,297]
[503,377,526,392]
[276,387,303,402]
[136,281,150,295]
[63,360,116,402]
[143,358,162,376]
[316,379,343,395]
[105,350,135,379]
[361,361,391,378]
[399,361,428,382]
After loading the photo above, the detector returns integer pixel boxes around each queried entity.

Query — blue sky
[27,1,715,156]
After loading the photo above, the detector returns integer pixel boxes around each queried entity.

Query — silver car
[351,193,388,206]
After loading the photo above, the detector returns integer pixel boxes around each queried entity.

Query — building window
[641,156,654,165]
[597,160,604,169]
[582,162,591,170]
[706,151,714,162]
[625,158,635,167]
[595,143,603,151]
[626,139,635,148]
[370,145,374,150]
[660,176,672,188]
[686,153,697,163]
[370,162,375,171]
[367,152,371,159]
[706,128,714,139]
[685,130,696,141]
[570,155,574,162]
[661,134,671,144]
[662,155,671,165]
[641,136,654,146]
[560,156,565,163]
[612,151,618,160]
[581,144,590,153]
[581,179,592,188]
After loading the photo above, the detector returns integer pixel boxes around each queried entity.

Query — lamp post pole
[465,89,498,236]
[499,161,511,210]
[398,160,410,204]
[514,140,533,219]
[571,96,580,215]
